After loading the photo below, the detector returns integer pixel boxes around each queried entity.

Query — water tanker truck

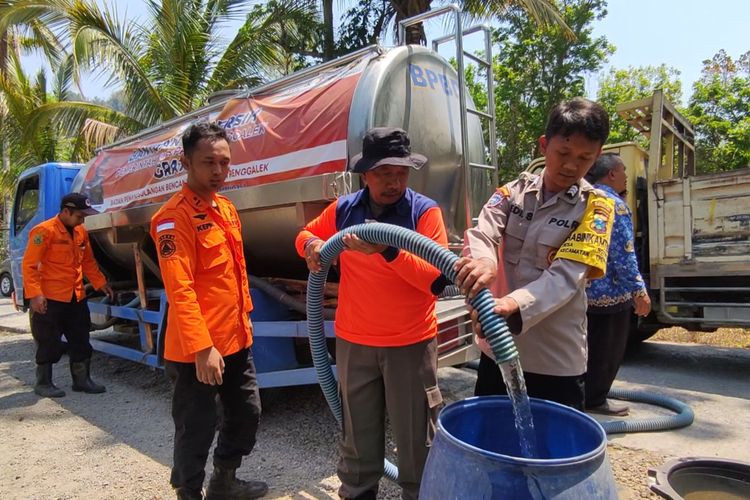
[8,11,498,387]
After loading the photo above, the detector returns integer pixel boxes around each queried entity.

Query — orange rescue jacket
[151,185,253,363]
[295,188,448,347]
[22,216,107,302]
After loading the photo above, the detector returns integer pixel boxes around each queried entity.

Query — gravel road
[1,325,745,499]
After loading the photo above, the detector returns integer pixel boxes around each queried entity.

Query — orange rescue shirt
[295,188,448,347]
[151,185,253,363]
[23,216,107,302]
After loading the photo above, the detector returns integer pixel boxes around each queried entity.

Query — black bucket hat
[349,127,427,173]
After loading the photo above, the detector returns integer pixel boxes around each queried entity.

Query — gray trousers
[336,336,443,500]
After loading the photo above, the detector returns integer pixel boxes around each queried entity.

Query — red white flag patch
[156,219,175,233]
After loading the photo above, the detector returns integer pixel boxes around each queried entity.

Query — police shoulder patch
[615,202,629,215]
[487,186,510,207]
[553,194,615,279]
[589,198,613,235]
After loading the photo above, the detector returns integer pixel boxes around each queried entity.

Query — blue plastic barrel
[420,396,618,499]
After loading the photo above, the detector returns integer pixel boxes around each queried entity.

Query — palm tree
[323,0,572,59]
[0,0,318,151]
[0,40,80,188]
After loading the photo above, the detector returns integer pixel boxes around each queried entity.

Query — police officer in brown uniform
[455,98,615,410]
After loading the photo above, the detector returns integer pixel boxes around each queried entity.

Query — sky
[18,0,750,105]
[586,0,749,103]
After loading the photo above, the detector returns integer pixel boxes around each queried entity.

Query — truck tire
[0,273,13,297]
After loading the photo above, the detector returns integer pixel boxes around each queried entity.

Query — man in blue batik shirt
[584,153,651,416]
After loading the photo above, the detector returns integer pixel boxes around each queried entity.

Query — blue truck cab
[9,163,84,309]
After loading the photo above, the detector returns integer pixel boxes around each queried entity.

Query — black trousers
[585,309,631,408]
[165,348,261,491]
[475,352,585,411]
[30,297,92,364]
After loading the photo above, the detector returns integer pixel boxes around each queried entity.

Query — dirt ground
[1,326,746,499]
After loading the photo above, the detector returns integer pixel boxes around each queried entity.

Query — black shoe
[70,359,106,394]
[175,487,203,500]
[34,364,66,398]
[341,491,377,500]
[205,465,268,499]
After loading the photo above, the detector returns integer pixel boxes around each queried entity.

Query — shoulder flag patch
[156,219,175,233]
[487,186,510,207]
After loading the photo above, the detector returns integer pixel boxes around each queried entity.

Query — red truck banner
[81,54,374,212]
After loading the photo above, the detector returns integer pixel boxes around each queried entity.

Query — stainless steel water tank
[73,45,492,280]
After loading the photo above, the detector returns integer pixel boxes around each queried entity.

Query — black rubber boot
[34,364,66,398]
[70,359,106,394]
[175,487,203,500]
[205,465,268,499]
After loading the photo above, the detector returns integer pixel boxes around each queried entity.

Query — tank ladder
[399,5,498,227]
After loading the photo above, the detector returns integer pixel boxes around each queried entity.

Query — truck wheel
[0,273,13,297]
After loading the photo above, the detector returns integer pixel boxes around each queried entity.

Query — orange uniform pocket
[197,230,229,270]
[47,244,73,265]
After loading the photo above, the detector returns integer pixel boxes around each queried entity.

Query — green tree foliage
[686,50,750,173]
[596,65,682,145]
[325,0,570,59]
[0,46,81,189]
[479,0,612,183]
[90,89,126,113]
[336,0,393,55]
[0,0,319,156]
[251,0,323,73]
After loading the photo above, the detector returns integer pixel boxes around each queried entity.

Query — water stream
[499,358,538,459]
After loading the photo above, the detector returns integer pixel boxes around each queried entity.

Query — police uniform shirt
[465,171,614,376]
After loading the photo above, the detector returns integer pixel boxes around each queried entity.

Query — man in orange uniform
[151,123,267,500]
[23,192,114,398]
[296,128,450,500]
